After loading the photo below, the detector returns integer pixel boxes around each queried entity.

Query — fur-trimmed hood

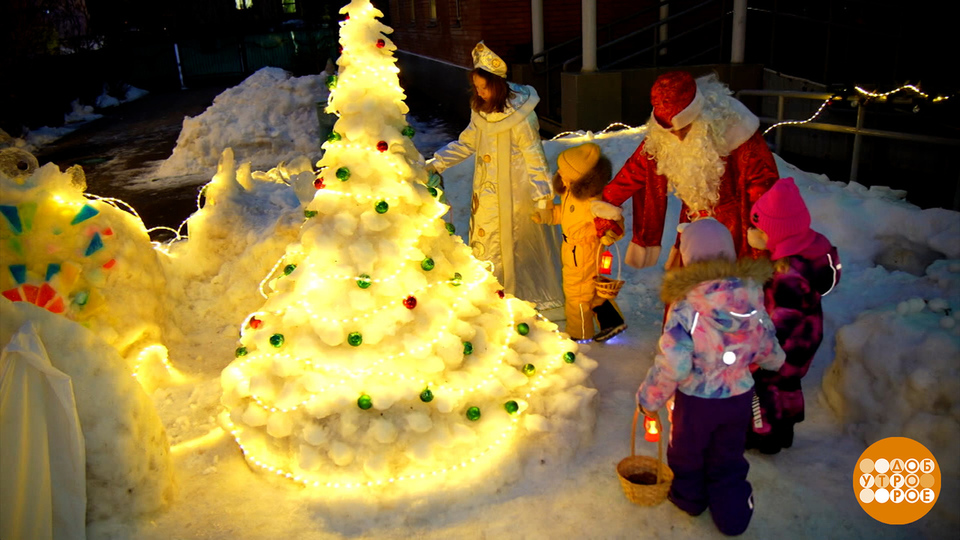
[661,256,773,304]
[553,155,612,200]
[662,257,773,337]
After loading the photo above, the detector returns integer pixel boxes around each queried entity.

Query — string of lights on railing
[763,83,954,136]
[544,83,953,142]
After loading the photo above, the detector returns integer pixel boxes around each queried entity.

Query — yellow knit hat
[557,143,601,181]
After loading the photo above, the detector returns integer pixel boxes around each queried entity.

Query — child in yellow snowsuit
[533,143,627,341]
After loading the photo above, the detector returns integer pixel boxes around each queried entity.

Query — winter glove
[532,199,554,225]
[596,218,624,246]
[531,209,552,224]
[594,217,619,238]
[638,403,657,419]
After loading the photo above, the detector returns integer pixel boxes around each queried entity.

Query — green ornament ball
[235,346,248,358]
[419,388,434,402]
[356,274,372,289]
[463,341,473,355]
[348,332,363,346]
[517,322,530,335]
[522,363,536,376]
[283,264,296,276]
[336,167,351,181]
[427,186,437,197]
[375,200,389,214]
[326,74,338,89]
[504,400,519,414]
[304,210,318,218]
[451,272,462,286]
[421,257,435,271]
[402,125,415,138]
[327,131,342,142]
[357,394,373,410]
[445,222,456,235]
[466,406,481,421]
[269,333,285,348]
[563,351,576,364]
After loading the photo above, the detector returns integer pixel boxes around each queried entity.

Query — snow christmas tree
[220,0,597,497]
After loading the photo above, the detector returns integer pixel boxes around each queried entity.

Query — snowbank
[0,301,176,524]
[822,260,960,478]
[155,68,331,179]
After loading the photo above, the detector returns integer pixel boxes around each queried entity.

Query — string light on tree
[218,0,598,498]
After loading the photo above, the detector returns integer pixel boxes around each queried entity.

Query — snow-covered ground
[2,63,958,540]
[15,86,150,153]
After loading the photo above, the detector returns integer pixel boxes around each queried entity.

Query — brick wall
[388,0,647,71]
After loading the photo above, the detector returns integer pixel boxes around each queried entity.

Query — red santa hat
[750,177,819,260]
[650,71,704,131]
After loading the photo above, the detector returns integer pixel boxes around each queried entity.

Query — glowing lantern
[599,250,613,275]
[643,415,660,442]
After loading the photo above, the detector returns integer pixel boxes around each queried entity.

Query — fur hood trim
[661,257,773,304]
[554,155,611,200]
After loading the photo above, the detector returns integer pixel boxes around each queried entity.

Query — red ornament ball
[377,141,388,152]
[314,177,325,189]
[497,289,505,299]
[249,317,263,329]
[376,39,385,48]
[403,295,417,309]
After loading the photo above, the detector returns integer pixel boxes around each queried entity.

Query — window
[282,0,297,15]
[452,0,462,28]
[429,0,437,26]
[235,0,253,9]
[408,0,416,25]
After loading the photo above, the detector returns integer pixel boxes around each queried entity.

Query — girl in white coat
[428,42,563,312]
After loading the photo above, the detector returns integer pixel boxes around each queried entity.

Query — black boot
[592,300,627,342]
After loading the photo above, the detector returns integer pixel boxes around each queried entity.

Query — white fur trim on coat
[625,243,661,269]
[590,200,623,220]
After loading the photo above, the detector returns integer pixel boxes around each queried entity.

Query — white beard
[643,119,726,216]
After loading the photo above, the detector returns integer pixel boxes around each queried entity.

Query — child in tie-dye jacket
[746,177,842,454]
[637,218,785,536]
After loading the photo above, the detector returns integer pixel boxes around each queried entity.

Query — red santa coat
[603,130,778,260]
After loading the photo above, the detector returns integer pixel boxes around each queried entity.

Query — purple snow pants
[668,390,754,536]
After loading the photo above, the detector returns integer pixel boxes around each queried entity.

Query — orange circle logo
[854,437,941,524]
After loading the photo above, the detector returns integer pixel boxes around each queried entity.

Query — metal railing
[529,0,726,125]
[736,89,960,185]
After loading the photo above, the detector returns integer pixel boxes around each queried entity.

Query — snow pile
[155,67,331,179]
[95,84,150,109]
[0,302,176,524]
[160,149,304,373]
[64,99,103,125]
[822,260,960,478]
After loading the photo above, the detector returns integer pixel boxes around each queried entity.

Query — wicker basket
[616,408,673,506]
[594,242,625,299]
